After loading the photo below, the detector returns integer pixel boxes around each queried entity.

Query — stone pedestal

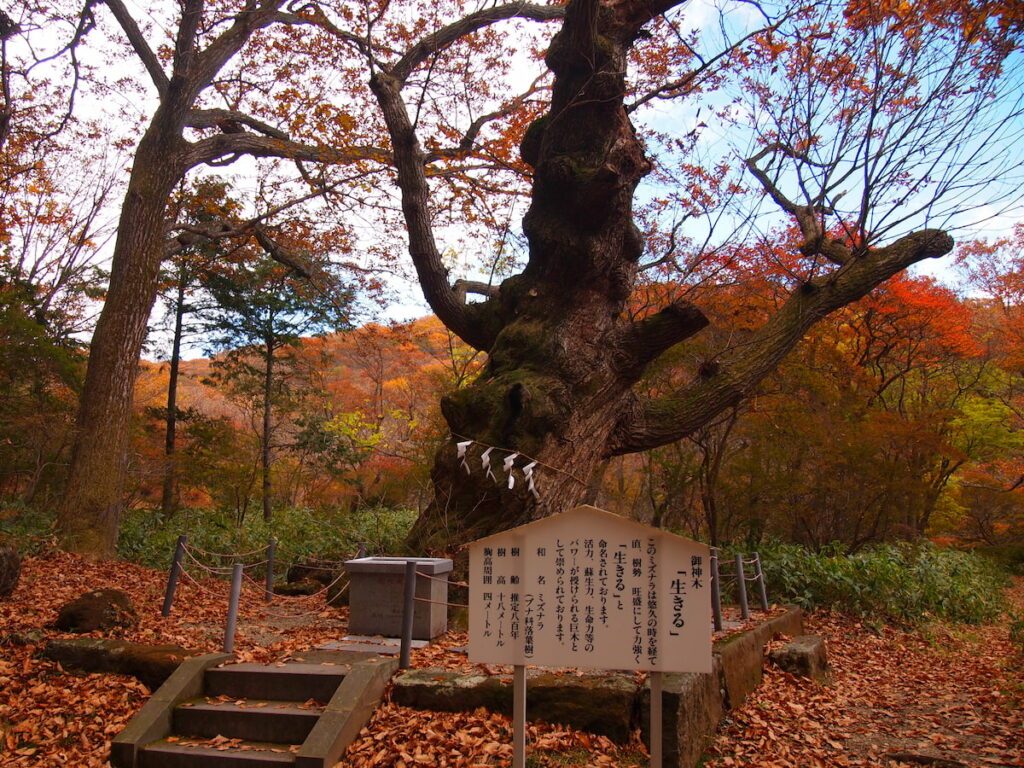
[344,557,453,640]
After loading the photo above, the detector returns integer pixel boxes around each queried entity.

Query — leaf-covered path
[0,551,1021,767]
[706,581,1024,768]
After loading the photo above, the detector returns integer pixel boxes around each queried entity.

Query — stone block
[52,588,137,632]
[345,557,452,639]
[768,634,830,682]
[713,627,763,710]
[639,657,724,768]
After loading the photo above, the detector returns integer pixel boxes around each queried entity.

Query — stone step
[204,663,348,702]
[139,739,296,768]
[174,699,322,744]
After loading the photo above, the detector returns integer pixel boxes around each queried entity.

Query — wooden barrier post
[223,563,244,654]
[513,664,527,768]
[650,671,663,768]
[710,547,723,632]
[399,560,417,669]
[161,535,187,617]
[265,538,276,603]
[735,553,750,621]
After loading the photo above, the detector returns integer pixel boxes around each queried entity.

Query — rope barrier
[183,547,238,576]
[413,595,470,609]
[185,542,269,560]
[240,568,349,603]
[415,571,470,590]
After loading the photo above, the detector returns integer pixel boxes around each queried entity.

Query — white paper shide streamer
[454,438,541,499]
[456,440,472,474]
[503,453,519,489]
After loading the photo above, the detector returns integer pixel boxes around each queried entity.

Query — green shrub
[977,544,1024,576]
[0,502,55,553]
[750,541,1008,625]
[1011,615,1024,654]
[117,505,418,570]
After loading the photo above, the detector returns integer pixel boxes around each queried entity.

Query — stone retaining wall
[392,606,804,768]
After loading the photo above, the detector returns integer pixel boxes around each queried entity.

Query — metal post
[265,538,276,603]
[399,560,417,669]
[710,547,722,632]
[754,552,769,611]
[513,664,527,768]
[735,553,749,621]
[650,671,663,768]
[161,535,187,617]
[223,563,244,654]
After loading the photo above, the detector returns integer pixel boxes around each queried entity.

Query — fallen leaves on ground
[0,547,348,767]
[2,550,1022,768]
[343,704,645,767]
[705,578,1024,768]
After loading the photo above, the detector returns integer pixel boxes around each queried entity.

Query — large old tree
[48,0,1022,555]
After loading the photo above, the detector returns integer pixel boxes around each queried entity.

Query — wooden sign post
[467,505,713,767]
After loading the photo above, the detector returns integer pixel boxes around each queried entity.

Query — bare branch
[184,132,389,168]
[104,0,170,98]
[186,108,289,139]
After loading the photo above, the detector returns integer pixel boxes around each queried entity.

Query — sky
[9,0,1024,357]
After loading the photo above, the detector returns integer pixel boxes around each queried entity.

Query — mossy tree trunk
[376,0,955,554]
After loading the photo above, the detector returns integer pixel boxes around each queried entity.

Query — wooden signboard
[468,505,712,673]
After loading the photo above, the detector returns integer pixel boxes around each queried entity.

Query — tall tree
[53,0,385,554]
[201,251,351,521]
[53,0,1024,556]
[389,0,1022,552]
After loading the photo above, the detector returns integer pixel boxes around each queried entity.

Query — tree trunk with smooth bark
[56,124,185,556]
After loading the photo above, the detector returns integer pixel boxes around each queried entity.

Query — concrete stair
[112,653,397,768]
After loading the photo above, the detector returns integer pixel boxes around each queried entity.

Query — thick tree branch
[252,226,313,278]
[615,300,709,373]
[389,3,565,85]
[103,0,170,98]
[184,132,388,168]
[190,0,288,104]
[186,108,290,139]
[371,71,499,350]
[607,228,954,455]
[453,279,500,304]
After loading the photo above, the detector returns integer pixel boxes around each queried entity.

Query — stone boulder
[286,558,341,587]
[275,579,322,596]
[0,544,21,599]
[326,572,350,607]
[52,589,138,633]
[43,637,195,688]
[768,635,830,682]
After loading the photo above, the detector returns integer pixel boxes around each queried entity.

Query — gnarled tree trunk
[401,0,953,555]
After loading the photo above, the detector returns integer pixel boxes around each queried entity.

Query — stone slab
[44,638,197,689]
[391,668,639,743]
[640,656,724,768]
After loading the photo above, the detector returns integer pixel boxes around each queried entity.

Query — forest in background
[1,0,1023,568]
[3,225,1024,558]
